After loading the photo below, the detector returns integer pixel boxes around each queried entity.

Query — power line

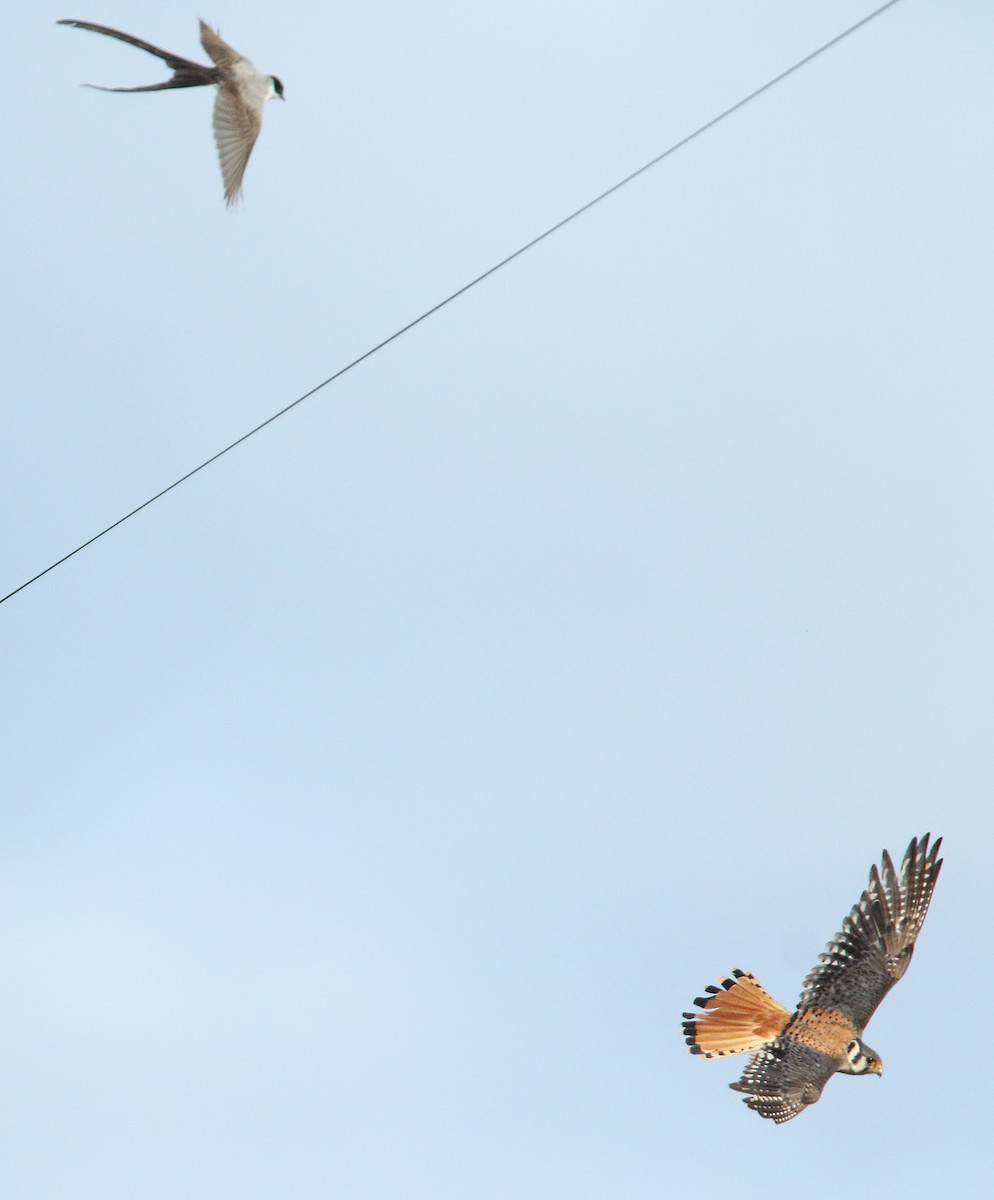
[2,0,903,608]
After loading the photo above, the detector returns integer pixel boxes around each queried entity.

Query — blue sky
[3,3,992,1196]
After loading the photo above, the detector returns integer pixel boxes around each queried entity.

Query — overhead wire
[1,0,904,608]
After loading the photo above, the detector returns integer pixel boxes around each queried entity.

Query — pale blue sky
[2,3,992,1196]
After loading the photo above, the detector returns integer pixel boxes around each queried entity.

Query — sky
[2,2,992,1196]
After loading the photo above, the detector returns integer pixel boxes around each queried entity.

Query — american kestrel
[681,833,942,1123]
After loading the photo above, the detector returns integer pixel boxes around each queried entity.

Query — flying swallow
[58,19,284,205]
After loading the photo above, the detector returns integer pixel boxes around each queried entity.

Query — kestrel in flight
[682,833,942,1122]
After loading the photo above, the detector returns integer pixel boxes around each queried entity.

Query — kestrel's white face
[842,1038,883,1076]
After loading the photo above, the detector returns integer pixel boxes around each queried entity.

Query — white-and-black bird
[58,18,284,205]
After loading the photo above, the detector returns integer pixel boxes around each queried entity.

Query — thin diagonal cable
[2,0,903,607]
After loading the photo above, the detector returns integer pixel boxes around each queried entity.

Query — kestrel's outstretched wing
[728,1038,837,1123]
[797,833,942,1030]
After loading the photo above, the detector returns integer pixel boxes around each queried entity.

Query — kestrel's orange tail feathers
[682,969,792,1058]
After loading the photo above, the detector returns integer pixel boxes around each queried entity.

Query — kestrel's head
[842,1038,883,1076]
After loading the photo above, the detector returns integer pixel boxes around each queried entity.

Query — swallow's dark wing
[198,21,244,70]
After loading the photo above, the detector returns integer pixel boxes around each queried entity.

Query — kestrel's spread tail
[681,834,943,1122]
[682,970,791,1057]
